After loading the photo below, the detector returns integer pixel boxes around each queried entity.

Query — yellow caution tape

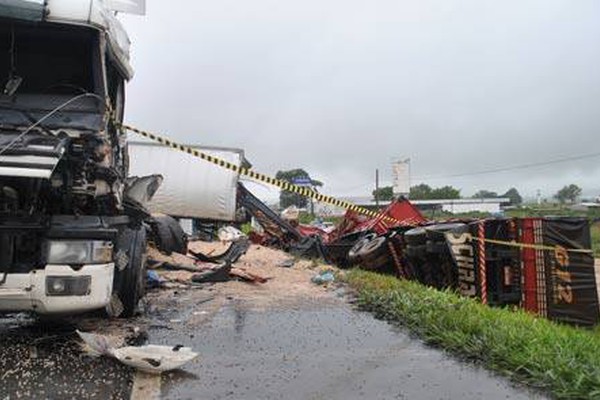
[426,228,593,254]
[477,237,592,254]
[119,122,594,255]
[119,123,390,220]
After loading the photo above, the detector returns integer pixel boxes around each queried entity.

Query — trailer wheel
[357,236,392,270]
[114,227,147,318]
[347,233,377,264]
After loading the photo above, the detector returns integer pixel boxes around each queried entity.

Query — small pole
[375,169,380,208]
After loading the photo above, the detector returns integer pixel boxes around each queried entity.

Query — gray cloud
[121,0,600,200]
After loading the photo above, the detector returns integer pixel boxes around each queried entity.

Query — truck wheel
[347,233,377,264]
[114,227,147,318]
[359,237,391,269]
[149,215,188,255]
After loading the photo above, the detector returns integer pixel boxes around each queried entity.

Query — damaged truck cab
[0,0,154,317]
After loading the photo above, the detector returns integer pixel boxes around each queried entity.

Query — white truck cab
[0,0,154,317]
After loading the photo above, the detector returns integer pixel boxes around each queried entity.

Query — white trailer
[128,142,250,222]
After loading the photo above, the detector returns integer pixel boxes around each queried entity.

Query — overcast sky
[121,0,600,201]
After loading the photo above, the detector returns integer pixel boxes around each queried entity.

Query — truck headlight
[46,240,113,264]
[46,276,92,296]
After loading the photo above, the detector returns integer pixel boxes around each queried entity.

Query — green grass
[344,270,600,399]
[592,223,600,257]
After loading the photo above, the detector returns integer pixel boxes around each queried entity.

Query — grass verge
[591,223,600,257]
[344,269,600,399]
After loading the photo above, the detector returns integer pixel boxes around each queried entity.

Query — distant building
[412,198,511,214]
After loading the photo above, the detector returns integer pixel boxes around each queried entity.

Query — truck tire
[357,236,391,270]
[114,227,147,317]
[150,215,188,255]
[347,233,377,264]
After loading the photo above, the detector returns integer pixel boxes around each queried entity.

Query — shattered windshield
[0,22,104,131]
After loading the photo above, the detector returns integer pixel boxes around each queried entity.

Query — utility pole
[375,169,380,208]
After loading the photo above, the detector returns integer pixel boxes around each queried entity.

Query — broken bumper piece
[0,263,114,314]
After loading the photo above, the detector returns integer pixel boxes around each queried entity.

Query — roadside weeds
[344,269,600,399]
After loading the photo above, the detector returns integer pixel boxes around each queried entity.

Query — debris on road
[147,270,163,288]
[77,330,198,374]
[230,267,270,283]
[113,345,198,374]
[77,330,116,357]
[191,263,233,283]
[217,226,246,242]
[311,270,335,285]
[277,258,295,268]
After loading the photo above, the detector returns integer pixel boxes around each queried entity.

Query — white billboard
[392,159,410,195]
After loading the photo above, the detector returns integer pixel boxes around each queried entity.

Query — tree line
[274,168,584,208]
[373,184,584,205]
[373,184,523,204]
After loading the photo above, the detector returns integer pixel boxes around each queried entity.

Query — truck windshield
[0,23,97,95]
[0,23,104,131]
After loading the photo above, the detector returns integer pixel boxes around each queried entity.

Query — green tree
[410,183,461,200]
[275,169,323,209]
[372,186,394,202]
[554,184,582,204]
[473,190,498,199]
[430,185,461,200]
[409,183,433,199]
[502,187,522,205]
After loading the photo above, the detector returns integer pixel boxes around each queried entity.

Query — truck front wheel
[113,227,147,317]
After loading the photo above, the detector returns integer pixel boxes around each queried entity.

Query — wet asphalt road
[0,316,132,399]
[0,289,545,400]
[150,292,544,400]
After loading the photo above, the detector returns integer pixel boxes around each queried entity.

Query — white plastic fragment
[76,330,197,373]
[77,330,115,357]
[113,345,198,374]
[218,226,246,242]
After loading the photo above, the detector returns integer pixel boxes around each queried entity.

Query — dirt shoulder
[148,241,340,313]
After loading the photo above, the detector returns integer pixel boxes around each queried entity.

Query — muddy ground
[0,243,545,399]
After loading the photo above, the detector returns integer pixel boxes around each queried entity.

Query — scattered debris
[77,330,114,357]
[191,263,233,283]
[280,205,300,222]
[218,226,246,242]
[113,345,198,374]
[311,271,335,285]
[278,258,295,268]
[76,330,197,374]
[230,268,270,284]
[147,270,163,288]
[151,260,214,273]
[189,239,250,264]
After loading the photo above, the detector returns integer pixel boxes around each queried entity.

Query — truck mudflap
[0,263,114,314]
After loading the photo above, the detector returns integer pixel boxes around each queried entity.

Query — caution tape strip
[477,237,593,254]
[119,123,395,221]
[119,122,594,256]
[425,227,593,254]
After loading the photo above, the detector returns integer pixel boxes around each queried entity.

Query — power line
[412,151,600,181]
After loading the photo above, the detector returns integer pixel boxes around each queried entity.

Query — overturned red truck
[241,185,599,327]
